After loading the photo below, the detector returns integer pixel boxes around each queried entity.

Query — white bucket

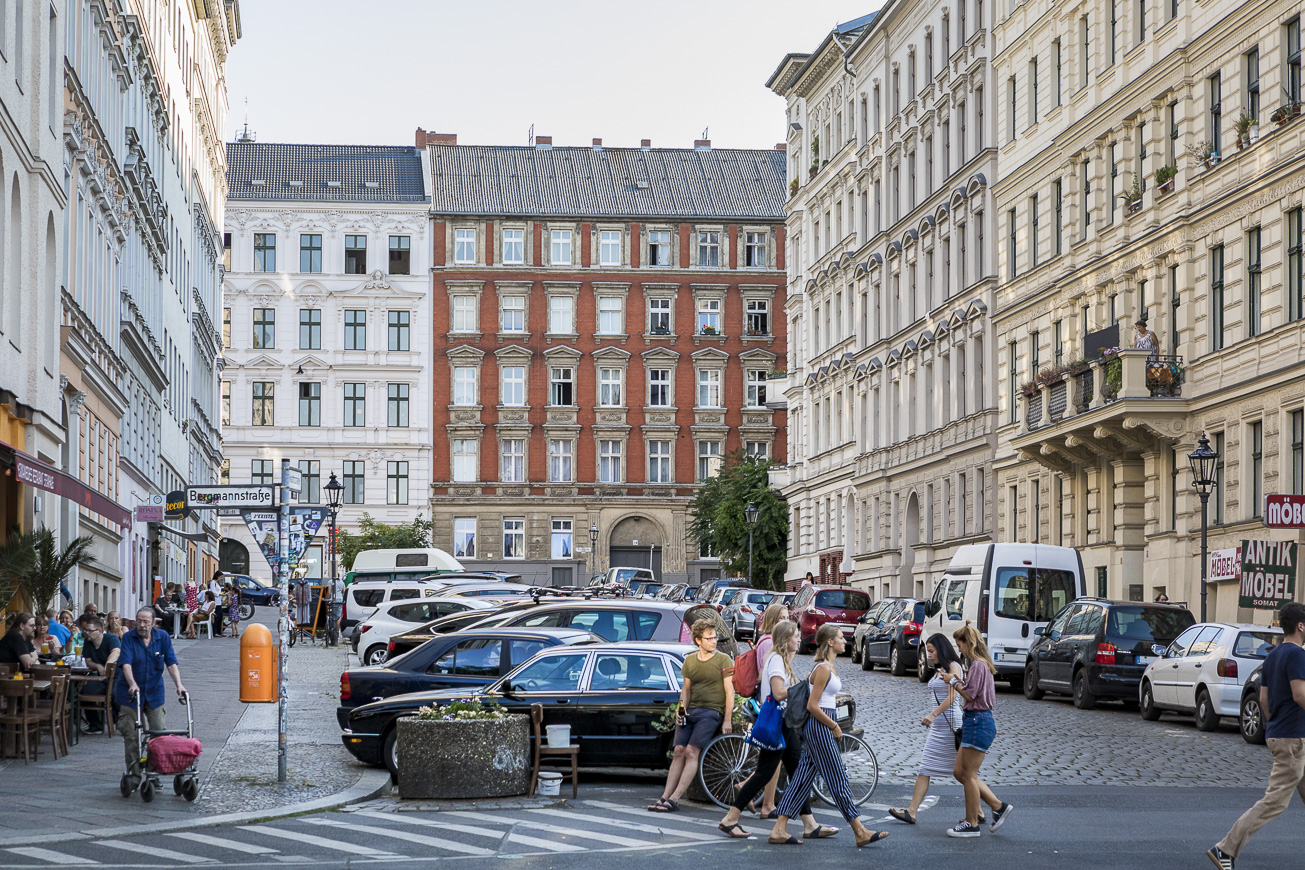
[537,771,562,797]
[545,724,571,748]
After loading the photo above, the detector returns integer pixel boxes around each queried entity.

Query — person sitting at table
[0,612,39,672]
[82,603,99,618]
[34,615,62,656]
[152,587,176,634]
[80,616,121,733]
[104,611,125,638]
[198,591,218,637]
[44,608,71,650]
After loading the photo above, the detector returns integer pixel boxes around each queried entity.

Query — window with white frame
[501,366,526,406]
[501,439,526,482]
[648,440,672,483]
[452,439,478,482]
[387,383,410,427]
[453,366,477,406]
[597,297,623,334]
[389,236,412,275]
[387,461,409,505]
[549,439,573,482]
[599,368,623,406]
[746,441,770,460]
[454,228,476,264]
[551,518,573,558]
[696,231,720,267]
[599,231,621,266]
[648,368,670,406]
[500,296,525,332]
[388,310,410,351]
[502,229,525,264]
[744,232,767,267]
[453,518,476,558]
[647,230,671,266]
[698,299,721,334]
[697,440,722,480]
[746,370,768,407]
[503,518,525,559]
[746,299,769,335]
[697,368,722,407]
[345,309,367,350]
[550,367,574,406]
[599,440,623,482]
[452,296,478,332]
[648,298,671,333]
[551,230,572,265]
[251,459,275,486]
[549,296,574,334]
[343,383,365,427]
[343,460,365,503]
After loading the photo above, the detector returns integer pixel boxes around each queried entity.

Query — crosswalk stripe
[302,818,495,856]
[242,826,403,858]
[582,800,723,827]
[441,810,658,849]
[166,832,281,855]
[95,840,215,864]
[355,811,585,853]
[5,847,99,865]
[525,808,719,841]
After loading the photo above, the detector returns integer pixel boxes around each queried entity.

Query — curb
[0,768,393,847]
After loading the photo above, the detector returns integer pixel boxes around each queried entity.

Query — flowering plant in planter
[414,697,511,721]
[1186,140,1218,168]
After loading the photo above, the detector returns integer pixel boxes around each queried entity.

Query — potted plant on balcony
[790,178,799,196]
[1019,380,1039,399]
[651,324,671,336]
[1154,164,1178,195]
[1271,99,1298,128]
[1233,113,1255,150]
[699,325,718,336]
[1186,140,1218,171]
[809,136,821,177]
[1119,175,1143,213]
[396,698,529,799]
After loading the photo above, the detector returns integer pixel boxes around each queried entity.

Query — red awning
[1,440,132,527]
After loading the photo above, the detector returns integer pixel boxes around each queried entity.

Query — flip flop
[889,808,916,825]
[768,835,803,845]
[649,798,678,813]
[804,826,839,838]
[757,810,779,820]
[647,798,670,812]
[855,831,889,847]
[718,823,752,839]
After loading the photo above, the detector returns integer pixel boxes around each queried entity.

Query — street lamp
[589,524,599,579]
[324,472,344,646]
[1188,433,1219,622]
[744,501,759,588]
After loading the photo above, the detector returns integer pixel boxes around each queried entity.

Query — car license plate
[836,704,850,720]
[1137,656,1156,666]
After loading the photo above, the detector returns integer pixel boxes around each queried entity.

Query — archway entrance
[219,539,251,575]
[608,516,663,580]
[900,493,920,595]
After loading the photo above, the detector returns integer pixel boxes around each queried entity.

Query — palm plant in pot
[0,527,96,615]
[1154,164,1178,194]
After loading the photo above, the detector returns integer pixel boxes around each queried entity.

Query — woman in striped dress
[889,634,984,825]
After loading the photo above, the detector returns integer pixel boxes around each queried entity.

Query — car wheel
[917,650,931,683]
[1195,689,1220,732]
[1023,662,1045,700]
[890,645,906,676]
[1241,689,1267,745]
[383,727,400,780]
[1072,669,1097,710]
[852,639,863,664]
[364,645,388,666]
[1139,681,1162,721]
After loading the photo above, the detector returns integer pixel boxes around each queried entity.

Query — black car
[857,598,926,676]
[341,641,859,778]
[336,627,600,728]
[1024,598,1196,708]
[220,573,280,611]
[1240,664,1266,744]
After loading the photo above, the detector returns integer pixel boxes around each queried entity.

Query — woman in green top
[649,619,735,812]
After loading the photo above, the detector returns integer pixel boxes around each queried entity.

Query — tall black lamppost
[324,472,344,646]
[1188,433,1219,622]
[589,524,599,579]
[744,502,759,588]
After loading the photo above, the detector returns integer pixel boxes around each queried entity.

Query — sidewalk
[0,612,386,843]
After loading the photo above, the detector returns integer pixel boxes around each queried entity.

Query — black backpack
[783,662,824,731]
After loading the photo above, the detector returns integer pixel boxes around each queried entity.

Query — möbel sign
[185,485,274,510]
[1238,539,1297,610]
[1265,495,1305,528]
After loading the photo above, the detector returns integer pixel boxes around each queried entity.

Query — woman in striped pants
[768,624,889,848]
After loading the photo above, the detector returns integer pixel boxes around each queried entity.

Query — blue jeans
[960,709,996,752]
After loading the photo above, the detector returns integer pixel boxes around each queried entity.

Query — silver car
[723,590,776,641]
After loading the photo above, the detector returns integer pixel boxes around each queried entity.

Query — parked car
[857,598,926,676]
[706,586,746,613]
[336,627,600,726]
[341,641,858,778]
[1240,664,1267,745]
[919,543,1086,684]
[343,578,452,635]
[853,598,902,666]
[218,573,280,611]
[355,598,496,665]
[475,599,691,643]
[383,601,547,658]
[791,585,872,653]
[1139,622,1282,730]
[722,590,775,641]
[434,582,538,598]
[1024,598,1196,708]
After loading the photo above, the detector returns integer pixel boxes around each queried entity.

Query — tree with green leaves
[688,452,789,591]
[0,526,96,615]
[0,528,38,612]
[337,512,433,571]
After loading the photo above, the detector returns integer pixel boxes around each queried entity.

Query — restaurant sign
[1238,539,1298,610]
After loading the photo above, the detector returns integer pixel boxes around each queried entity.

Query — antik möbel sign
[1238,539,1298,610]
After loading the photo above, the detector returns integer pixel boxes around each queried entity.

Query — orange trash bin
[240,623,278,703]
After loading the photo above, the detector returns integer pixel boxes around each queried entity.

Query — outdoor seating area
[0,657,108,763]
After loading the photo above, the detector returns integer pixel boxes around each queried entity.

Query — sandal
[647,797,670,811]
[889,808,916,825]
[804,826,839,839]
[856,831,889,847]
[718,823,751,839]
[757,810,779,820]
[768,834,803,845]
[648,798,678,813]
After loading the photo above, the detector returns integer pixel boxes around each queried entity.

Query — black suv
[856,598,926,676]
[1024,598,1195,709]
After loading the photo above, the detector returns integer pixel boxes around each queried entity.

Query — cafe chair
[0,679,41,763]
[35,674,72,758]
[528,703,578,798]
[80,662,117,737]
[195,613,213,639]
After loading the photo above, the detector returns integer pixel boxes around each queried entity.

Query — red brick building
[421,130,788,586]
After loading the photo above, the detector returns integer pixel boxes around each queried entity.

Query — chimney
[535,135,553,150]
[415,127,426,147]
[694,139,711,151]
[641,139,652,151]
[427,132,457,146]
[592,138,603,151]
[775,143,787,151]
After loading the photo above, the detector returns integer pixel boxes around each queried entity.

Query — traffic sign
[282,466,303,494]
[185,484,275,510]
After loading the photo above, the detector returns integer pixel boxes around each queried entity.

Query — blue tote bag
[746,695,786,751]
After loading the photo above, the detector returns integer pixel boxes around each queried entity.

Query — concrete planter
[396,715,530,799]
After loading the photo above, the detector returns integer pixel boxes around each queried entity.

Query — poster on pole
[1238,540,1298,610]
[242,506,329,578]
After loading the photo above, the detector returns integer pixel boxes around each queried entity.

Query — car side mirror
[1049,630,1061,641]
[1033,626,1045,636]
[925,600,939,617]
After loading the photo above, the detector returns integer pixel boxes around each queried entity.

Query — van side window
[353,589,386,608]
[944,580,967,619]
[390,588,421,601]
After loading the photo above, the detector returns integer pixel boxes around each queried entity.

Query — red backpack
[732,643,762,697]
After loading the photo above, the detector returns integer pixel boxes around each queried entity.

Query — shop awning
[0,440,132,527]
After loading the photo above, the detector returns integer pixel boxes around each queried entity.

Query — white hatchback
[356,597,495,666]
[1139,621,1282,731]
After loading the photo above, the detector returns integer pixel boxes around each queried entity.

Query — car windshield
[1106,606,1195,643]
[993,567,1077,622]
[1233,631,1282,658]
[815,590,870,610]
[743,593,772,606]
[504,652,589,692]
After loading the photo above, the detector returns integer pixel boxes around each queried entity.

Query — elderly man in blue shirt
[114,607,188,788]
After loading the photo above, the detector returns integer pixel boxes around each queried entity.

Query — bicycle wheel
[812,734,879,808]
[697,733,758,809]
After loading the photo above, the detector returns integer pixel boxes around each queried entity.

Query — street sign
[282,466,303,494]
[186,484,274,510]
[1238,539,1298,610]
[1265,495,1305,528]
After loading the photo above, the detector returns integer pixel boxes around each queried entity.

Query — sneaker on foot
[946,821,981,839]
[1207,846,1234,870]
[990,801,1014,832]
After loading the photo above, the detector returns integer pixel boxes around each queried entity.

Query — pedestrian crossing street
[2,798,920,867]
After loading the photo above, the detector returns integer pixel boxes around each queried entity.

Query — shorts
[673,707,724,749]
[960,709,995,752]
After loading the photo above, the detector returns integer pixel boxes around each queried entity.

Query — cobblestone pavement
[815,653,1274,788]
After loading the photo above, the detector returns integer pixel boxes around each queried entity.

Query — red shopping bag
[148,735,202,774]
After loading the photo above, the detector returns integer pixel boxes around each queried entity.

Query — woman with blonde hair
[942,622,1013,839]
[753,601,789,664]
[768,624,888,847]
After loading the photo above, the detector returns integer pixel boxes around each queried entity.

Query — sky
[225,0,872,150]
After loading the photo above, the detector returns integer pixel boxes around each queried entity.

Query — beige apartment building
[990,0,1305,618]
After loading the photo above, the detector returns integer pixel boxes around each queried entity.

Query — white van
[345,548,464,585]
[917,543,1085,684]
